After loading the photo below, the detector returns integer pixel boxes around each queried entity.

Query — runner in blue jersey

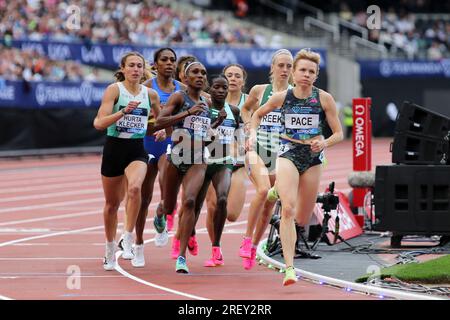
[154,62,225,273]
[248,49,343,286]
[93,52,162,271]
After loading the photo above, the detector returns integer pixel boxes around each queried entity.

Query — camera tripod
[265,182,353,259]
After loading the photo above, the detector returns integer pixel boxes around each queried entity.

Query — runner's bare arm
[93,84,139,131]
[240,85,263,124]
[318,90,343,149]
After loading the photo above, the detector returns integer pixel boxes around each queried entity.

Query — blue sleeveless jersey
[143,78,181,163]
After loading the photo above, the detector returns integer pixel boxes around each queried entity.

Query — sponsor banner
[0,80,108,109]
[359,59,450,79]
[352,98,372,207]
[9,40,326,70]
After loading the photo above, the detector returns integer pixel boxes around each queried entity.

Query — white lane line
[0,228,52,233]
[0,172,97,185]
[0,180,100,195]
[0,257,101,260]
[0,163,98,175]
[0,210,101,227]
[0,201,159,226]
[0,225,105,248]
[257,239,445,301]
[0,214,248,300]
[0,188,103,203]
[0,217,246,300]
[114,219,248,300]
[0,197,104,214]
[114,252,209,300]
[0,188,254,220]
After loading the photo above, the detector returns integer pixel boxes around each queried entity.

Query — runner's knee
[104,201,120,216]
[183,197,196,211]
[127,184,141,200]
[281,204,295,220]
[216,195,227,212]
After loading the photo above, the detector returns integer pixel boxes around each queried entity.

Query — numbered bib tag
[183,115,211,138]
[260,109,282,130]
[278,142,292,156]
[116,108,148,134]
[216,126,235,144]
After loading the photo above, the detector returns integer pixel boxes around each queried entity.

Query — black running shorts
[101,136,149,177]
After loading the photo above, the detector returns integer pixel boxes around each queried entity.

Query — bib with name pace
[280,87,325,141]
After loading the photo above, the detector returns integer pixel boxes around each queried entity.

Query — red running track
[0,139,392,300]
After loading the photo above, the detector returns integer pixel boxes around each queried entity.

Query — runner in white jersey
[239,49,294,270]
[93,52,162,271]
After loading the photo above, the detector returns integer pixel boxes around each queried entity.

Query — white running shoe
[154,228,169,247]
[103,242,116,271]
[119,233,134,260]
[131,244,145,268]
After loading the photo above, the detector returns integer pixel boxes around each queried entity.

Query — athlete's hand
[153,129,166,142]
[217,109,227,122]
[188,103,208,116]
[310,138,326,153]
[122,100,141,114]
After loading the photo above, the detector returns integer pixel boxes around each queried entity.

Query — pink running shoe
[188,235,199,256]
[239,237,252,259]
[204,246,224,267]
[243,247,257,270]
[166,203,178,232]
[167,214,174,232]
[171,238,180,260]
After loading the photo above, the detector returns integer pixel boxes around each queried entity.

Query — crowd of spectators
[0,0,265,47]
[242,0,450,60]
[339,4,450,60]
[0,45,98,82]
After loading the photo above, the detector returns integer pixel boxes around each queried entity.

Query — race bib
[216,125,235,144]
[183,115,211,138]
[260,109,282,128]
[116,108,148,134]
[285,114,319,130]
[278,142,292,156]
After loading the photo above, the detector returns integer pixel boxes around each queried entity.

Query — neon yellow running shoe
[176,256,189,273]
[267,187,279,202]
[283,266,297,286]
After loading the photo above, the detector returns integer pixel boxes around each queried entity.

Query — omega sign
[354,104,365,157]
[352,98,371,172]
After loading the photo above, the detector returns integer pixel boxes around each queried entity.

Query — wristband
[121,108,127,115]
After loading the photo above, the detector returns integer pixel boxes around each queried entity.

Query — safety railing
[304,16,340,43]
[350,35,388,59]
[295,1,324,20]
[259,0,294,25]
